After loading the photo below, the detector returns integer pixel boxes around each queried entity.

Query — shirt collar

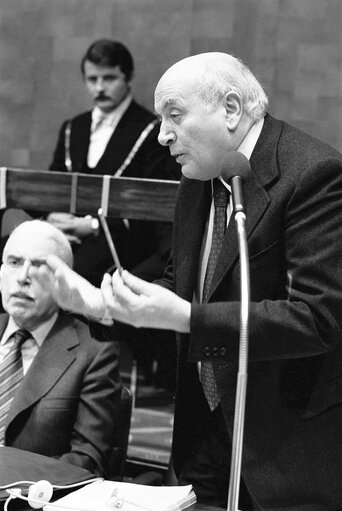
[1,311,59,348]
[237,117,264,159]
[91,94,132,129]
[216,117,264,193]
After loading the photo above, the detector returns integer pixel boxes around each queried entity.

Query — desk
[0,447,94,510]
[0,448,223,511]
[4,502,223,511]
[194,505,223,511]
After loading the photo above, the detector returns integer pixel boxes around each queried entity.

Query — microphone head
[220,151,251,184]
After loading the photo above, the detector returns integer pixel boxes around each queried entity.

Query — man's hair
[194,53,269,120]
[81,39,134,81]
[7,220,73,268]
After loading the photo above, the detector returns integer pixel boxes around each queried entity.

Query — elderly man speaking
[32,53,342,510]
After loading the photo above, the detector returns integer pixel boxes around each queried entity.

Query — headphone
[0,478,121,511]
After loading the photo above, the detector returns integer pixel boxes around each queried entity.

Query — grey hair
[7,220,74,268]
[194,53,269,120]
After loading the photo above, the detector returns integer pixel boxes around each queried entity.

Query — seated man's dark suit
[0,311,121,478]
[159,114,342,509]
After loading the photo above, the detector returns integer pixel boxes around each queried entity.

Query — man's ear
[0,264,3,291]
[224,91,243,131]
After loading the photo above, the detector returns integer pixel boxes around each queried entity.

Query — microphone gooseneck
[221,151,251,511]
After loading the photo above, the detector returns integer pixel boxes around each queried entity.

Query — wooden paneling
[0,168,179,221]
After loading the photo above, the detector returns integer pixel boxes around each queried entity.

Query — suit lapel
[0,315,9,338]
[207,115,280,299]
[98,102,135,172]
[175,115,281,302]
[6,314,79,426]
[96,101,151,175]
[175,178,211,300]
[71,113,91,172]
[71,101,155,175]
[208,168,270,298]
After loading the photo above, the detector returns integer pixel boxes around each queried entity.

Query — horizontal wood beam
[0,168,179,222]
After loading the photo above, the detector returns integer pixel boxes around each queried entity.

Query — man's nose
[158,123,175,147]
[95,78,105,91]
[17,260,31,285]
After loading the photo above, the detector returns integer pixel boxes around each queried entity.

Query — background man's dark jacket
[50,100,181,286]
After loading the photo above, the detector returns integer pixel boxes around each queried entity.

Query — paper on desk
[44,479,196,511]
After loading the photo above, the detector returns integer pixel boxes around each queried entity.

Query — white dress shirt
[87,94,132,169]
[0,312,58,375]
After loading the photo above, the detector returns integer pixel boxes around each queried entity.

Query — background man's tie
[201,179,230,410]
[0,329,31,444]
[92,111,107,132]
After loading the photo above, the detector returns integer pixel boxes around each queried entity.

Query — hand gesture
[101,270,190,333]
[31,255,106,321]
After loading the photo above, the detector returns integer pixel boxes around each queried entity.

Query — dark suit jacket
[0,312,121,478]
[50,100,181,286]
[160,115,342,510]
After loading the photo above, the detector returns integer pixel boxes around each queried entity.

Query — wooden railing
[0,167,180,222]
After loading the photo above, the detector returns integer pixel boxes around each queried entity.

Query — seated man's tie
[0,329,31,444]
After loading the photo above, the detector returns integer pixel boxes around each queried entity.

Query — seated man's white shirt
[0,312,58,374]
[87,94,132,169]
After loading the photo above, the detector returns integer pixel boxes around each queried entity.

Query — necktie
[0,329,31,444]
[92,112,107,132]
[201,179,230,410]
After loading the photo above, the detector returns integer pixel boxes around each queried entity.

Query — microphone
[221,151,251,511]
[221,151,251,215]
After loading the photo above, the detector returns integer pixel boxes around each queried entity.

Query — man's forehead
[4,232,56,258]
[84,62,123,76]
[154,95,179,113]
[155,73,197,112]
[155,52,224,106]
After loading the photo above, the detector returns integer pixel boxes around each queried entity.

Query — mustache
[11,289,34,301]
[95,94,111,101]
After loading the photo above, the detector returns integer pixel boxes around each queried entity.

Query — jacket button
[213,346,219,357]
[220,346,227,356]
[203,346,211,357]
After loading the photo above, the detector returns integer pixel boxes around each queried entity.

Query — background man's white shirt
[87,94,132,168]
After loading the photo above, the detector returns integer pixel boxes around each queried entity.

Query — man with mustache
[48,39,180,389]
[48,39,180,287]
[0,220,120,477]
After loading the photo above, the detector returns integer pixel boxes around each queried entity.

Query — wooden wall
[0,0,341,172]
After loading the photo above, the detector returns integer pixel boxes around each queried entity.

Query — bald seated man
[0,220,121,477]
[32,53,342,510]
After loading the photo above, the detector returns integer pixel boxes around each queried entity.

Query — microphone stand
[227,178,250,511]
